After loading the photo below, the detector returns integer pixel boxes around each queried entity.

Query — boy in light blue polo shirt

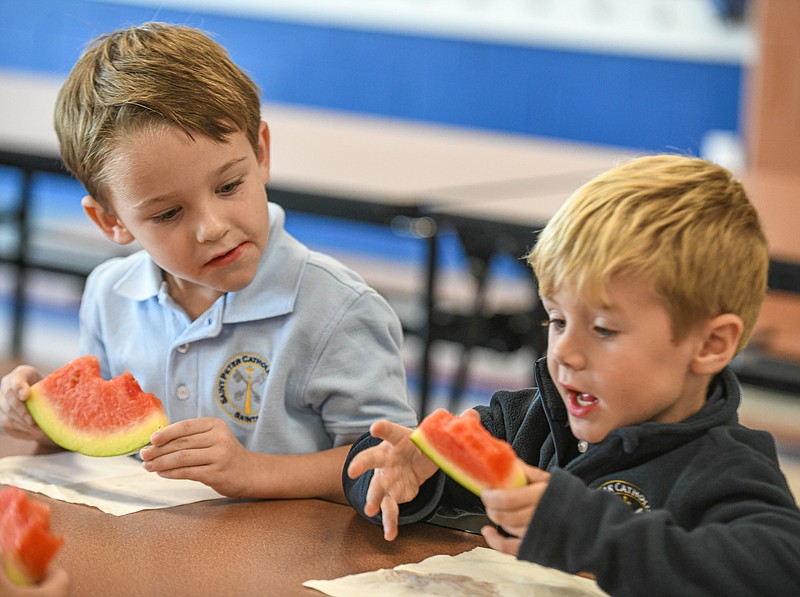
[0,22,417,502]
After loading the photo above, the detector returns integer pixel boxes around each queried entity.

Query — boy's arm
[247,444,353,503]
[142,417,353,502]
[519,468,800,596]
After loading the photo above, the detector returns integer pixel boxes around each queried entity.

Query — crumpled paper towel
[304,546,608,596]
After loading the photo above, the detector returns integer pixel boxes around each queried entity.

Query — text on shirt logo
[216,353,271,424]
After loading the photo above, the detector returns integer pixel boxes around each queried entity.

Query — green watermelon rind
[3,557,33,587]
[410,424,527,496]
[26,384,168,458]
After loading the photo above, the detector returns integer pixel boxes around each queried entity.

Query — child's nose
[195,210,228,243]
[550,328,586,370]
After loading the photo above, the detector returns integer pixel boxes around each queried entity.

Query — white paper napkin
[0,451,223,515]
[304,546,608,596]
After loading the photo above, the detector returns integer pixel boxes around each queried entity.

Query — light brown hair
[54,22,262,205]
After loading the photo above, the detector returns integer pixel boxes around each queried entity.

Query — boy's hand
[480,463,551,556]
[0,365,52,444]
[139,417,254,497]
[346,419,439,541]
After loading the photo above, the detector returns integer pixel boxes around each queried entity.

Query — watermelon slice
[26,355,168,457]
[410,409,527,496]
[0,487,64,586]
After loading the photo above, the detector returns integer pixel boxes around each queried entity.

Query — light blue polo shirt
[79,203,417,454]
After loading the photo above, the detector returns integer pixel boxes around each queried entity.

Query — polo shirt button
[176,385,191,400]
[177,343,190,354]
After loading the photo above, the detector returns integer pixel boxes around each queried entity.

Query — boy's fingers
[347,420,415,479]
[0,393,36,428]
[363,470,388,516]
[11,381,30,401]
[481,487,531,511]
[481,525,521,556]
[3,366,40,399]
[149,418,214,446]
[482,477,548,513]
[347,447,385,479]
[381,495,400,541]
[369,419,412,445]
[143,445,213,473]
[458,408,481,421]
[521,463,550,484]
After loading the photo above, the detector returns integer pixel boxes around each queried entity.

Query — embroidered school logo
[598,480,651,513]
[216,353,270,424]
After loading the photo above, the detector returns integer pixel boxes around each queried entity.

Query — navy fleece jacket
[344,359,800,596]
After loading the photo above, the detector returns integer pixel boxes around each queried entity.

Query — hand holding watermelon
[479,463,551,557]
[0,366,58,448]
[405,409,553,556]
[407,409,554,554]
[2,356,168,457]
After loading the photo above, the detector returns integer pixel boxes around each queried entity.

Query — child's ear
[691,314,744,375]
[81,196,135,245]
[257,120,270,184]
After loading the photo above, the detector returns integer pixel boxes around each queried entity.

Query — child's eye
[152,207,181,223]
[218,179,243,195]
[594,325,616,338]
[543,318,566,332]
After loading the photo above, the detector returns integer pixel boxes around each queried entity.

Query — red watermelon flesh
[410,409,526,495]
[0,487,64,586]
[26,355,168,457]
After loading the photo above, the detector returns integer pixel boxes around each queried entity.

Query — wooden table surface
[0,435,483,596]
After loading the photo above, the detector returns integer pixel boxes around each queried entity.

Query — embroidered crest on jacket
[599,479,652,512]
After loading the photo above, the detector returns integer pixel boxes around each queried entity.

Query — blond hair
[528,154,768,353]
[54,22,262,204]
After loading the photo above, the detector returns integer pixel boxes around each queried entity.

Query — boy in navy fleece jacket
[344,155,800,596]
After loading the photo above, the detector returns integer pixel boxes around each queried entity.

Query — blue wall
[0,0,743,154]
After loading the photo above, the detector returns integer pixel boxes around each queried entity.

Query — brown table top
[0,436,484,596]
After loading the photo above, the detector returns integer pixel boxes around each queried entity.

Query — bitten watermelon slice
[410,409,527,496]
[0,487,64,586]
[26,355,168,457]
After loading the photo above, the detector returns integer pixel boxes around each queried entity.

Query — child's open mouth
[566,390,600,417]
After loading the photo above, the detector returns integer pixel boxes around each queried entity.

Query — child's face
[543,273,710,444]
[87,123,271,316]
